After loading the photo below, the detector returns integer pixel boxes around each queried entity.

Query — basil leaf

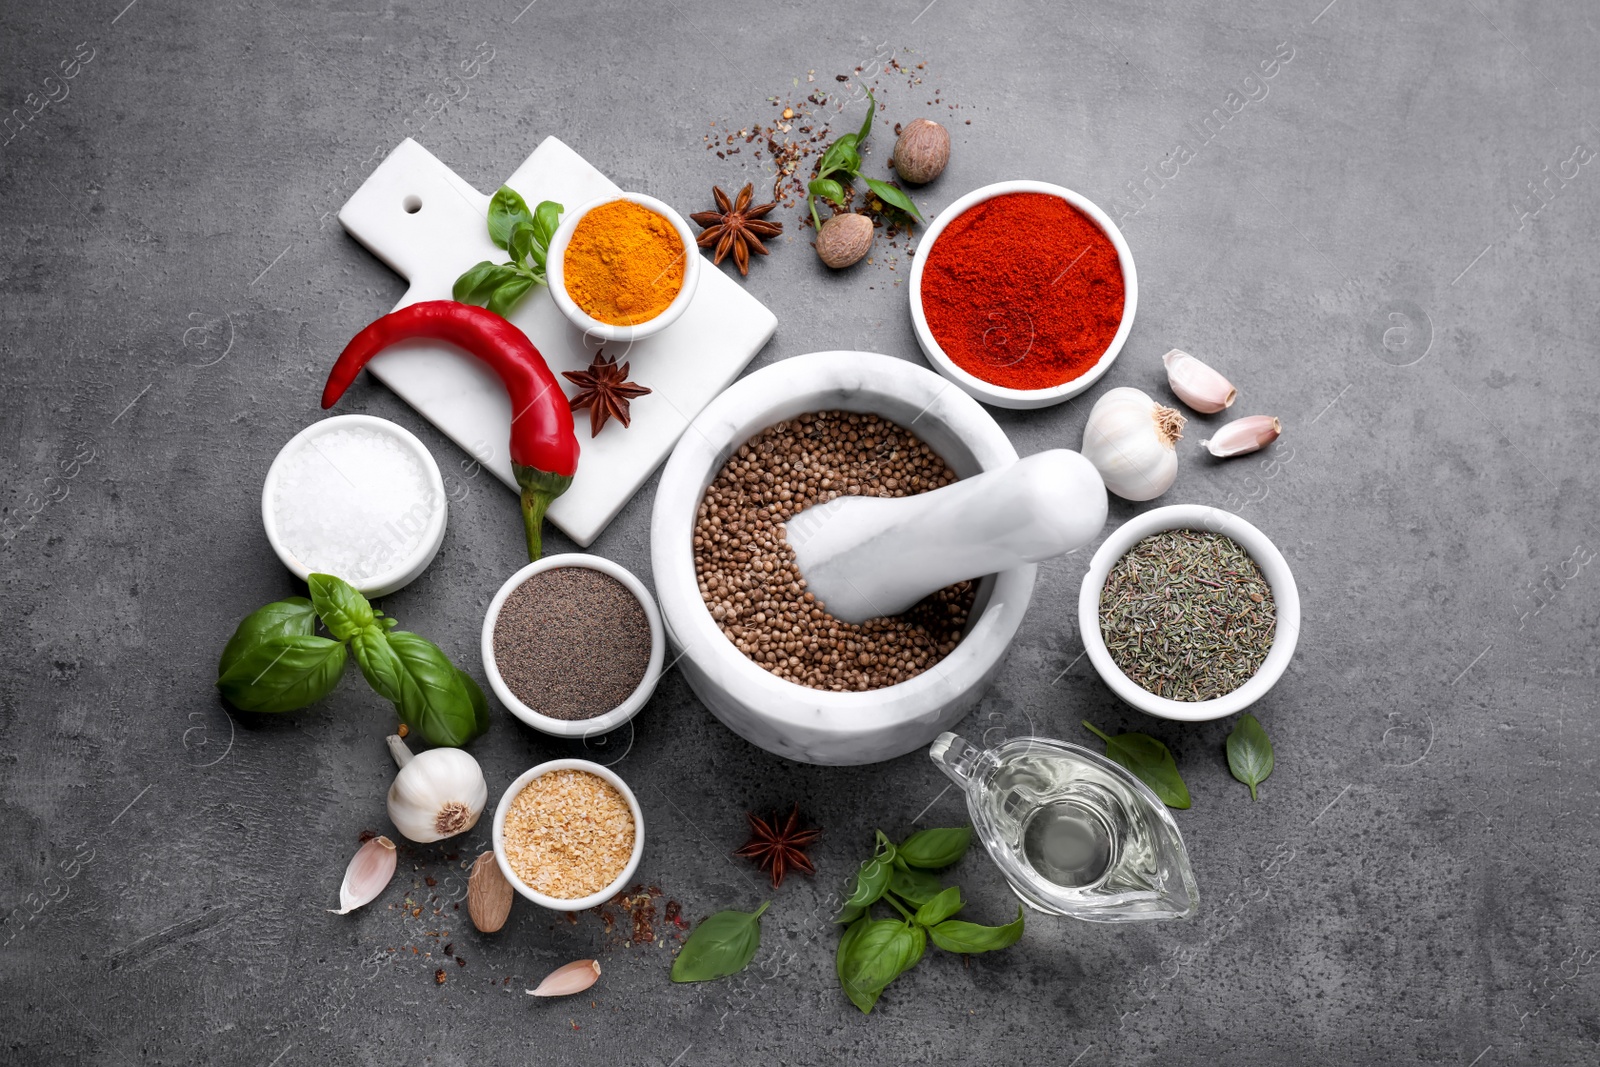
[530,199,563,251]
[486,274,537,317]
[457,665,491,738]
[508,220,538,270]
[928,906,1025,954]
[218,597,314,677]
[487,185,534,249]
[837,919,922,1014]
[671,901,769,982]
[856,87,875,144]
[895,826,972,869]
[818,136,858,178]
[808,178,847,206]
[1226,713,1275,801]
[351,627,487,747]
[452,260,512,304]
[914,886,964,927]
[887,865,942,906]
[835,915,869,983]
[1083,721,1192,810]
[862,177,924,222]
[216,634,347,713]
[307,573,375,642]
[837,831,896,920]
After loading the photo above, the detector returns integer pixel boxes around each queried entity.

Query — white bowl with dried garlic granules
[651,350,1038,766]
[491,760,643,911]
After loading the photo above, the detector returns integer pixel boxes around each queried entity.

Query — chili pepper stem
[515,464,573,561]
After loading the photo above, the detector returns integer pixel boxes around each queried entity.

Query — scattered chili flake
[434,969,447,985]
[425,876,437,887]
[357,829,378,844]
[444,943,453,956]
[456,956,467,968]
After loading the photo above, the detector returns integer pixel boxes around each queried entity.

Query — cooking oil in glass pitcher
[929,732,1198,922]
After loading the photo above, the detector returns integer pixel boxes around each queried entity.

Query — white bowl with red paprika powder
[910,180,1138,410]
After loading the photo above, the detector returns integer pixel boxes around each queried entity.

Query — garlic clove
[1163,349,1237,414]
[330,835,397,915]
[527,959,602,997]
[1081,386,1185,501]
[386,735,489,844]
[1202,416,1282,458]
[467,851,514,933]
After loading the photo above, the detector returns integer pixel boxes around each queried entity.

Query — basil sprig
[1226,713,1275,801]
[833,825,1023,1014]
[806,88,923,231]
[670,901,769,983]
[214,574,488,748]
[1082,720,1192,810]
[452,187,563,316]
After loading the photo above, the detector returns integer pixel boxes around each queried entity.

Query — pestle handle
[787,450,1108,624]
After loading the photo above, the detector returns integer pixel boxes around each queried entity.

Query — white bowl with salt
[262,414,447,597]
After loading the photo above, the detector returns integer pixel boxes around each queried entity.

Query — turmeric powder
[562,200,685,325]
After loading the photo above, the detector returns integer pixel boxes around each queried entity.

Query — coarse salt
[271,424,438,582]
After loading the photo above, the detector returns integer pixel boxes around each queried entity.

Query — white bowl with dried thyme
[1077,505,1300,722]
[491,759,644,911]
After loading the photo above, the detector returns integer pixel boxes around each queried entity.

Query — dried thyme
[1098,529,1275,700]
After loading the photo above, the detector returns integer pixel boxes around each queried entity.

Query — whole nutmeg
[467,850,514,933]
[892,118,950,184]
[815,213,874,269]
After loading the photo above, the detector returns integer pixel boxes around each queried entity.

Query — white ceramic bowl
[1077,505,1300,721]
[545,192,701,343]
[651,350,1038,766]
[481,553,665,738]
[260,414,447,598]
[491,759,645,911]
[909,180,1138,410]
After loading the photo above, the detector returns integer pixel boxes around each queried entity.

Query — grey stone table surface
[2,0,1596,1063]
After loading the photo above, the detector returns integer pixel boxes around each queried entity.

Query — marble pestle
[787,449,1109,624]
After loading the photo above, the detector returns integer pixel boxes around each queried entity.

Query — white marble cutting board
[337,137,778,546]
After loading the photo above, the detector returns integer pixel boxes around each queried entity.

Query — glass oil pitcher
[930,733,1198,922]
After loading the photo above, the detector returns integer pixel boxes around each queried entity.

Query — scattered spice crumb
[435,969,447,985]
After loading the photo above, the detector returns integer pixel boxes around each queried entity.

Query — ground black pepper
[492,567,652,719]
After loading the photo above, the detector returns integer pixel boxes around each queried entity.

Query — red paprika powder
[920,192,1125,391]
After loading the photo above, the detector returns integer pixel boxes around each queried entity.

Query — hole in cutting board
[402,195,422,214]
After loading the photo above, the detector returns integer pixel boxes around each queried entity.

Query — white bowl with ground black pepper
[651,350,1039,766]
[491,759,644,911]
[481,554,665,737]
[1078,504,1300,722]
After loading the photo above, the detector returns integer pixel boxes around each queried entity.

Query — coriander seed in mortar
[693,411,975,692]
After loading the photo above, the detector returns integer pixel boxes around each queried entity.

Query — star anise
[733,803,820,888]
[562,352,651,437]
[691,183,783,276]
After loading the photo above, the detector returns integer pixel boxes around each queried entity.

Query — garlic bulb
[1162,349,1237,413]
[1081,387,1186,501]
[1202,415,1281,457]
[331,835,396,914]
[386,735,487,843]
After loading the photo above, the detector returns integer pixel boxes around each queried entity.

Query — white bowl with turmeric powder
[546,192,701,343]
[492,759,644,911]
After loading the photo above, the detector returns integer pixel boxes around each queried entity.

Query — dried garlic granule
[504,770,634,899]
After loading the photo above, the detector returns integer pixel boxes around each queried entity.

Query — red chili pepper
[321,301,580,560]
